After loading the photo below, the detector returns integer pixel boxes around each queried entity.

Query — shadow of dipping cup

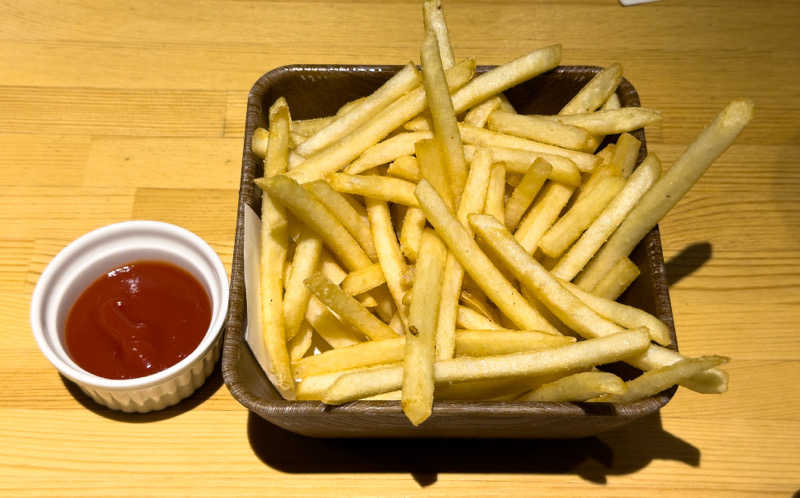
[30,221,229,413]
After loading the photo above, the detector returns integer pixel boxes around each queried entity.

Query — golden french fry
[457,305,502,330]
[305,295,361,349]
[415,138,455,209]
[323,329,651,403]
[336,96,368,117]
[484,163,506,223]
[460,283,502,324]
[292,117,336,136]
[341,263,385,296]
[366,198,410,331]
[488,110,591,150]
[257,175,372,271]
[296,362,402,400]
[575,134,640,207]
[627,346,729,394]
[577,100,755,291]
[286,58,475,184]
[517,371,626,402]
[590,257,641,299]
[463,96,502,127]
[283,227,322,340]
[403,229,447,425]
[318,249,348,284]
[328,173,419,207]
[554,107,662,136]
[538,175,626,258]
[345,131,432,175]
[288,323,314,362]
[559,63,623,115]
[415,179,558,334]
[513,182,575,253]
[603,92,621,110]
[296,64,421,157]
[464,144,581,187]
[294,337,405,377]
[251,127,269,158]
[387,155,421,182]
[423,0,455,69]
[421,31,469,202]
[455,330,575,357]
[504,158,552,230]
[552,154,661,281]
[400,207,427,262]
[305,273,398,341]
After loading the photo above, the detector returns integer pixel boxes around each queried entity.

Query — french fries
[246,0,747,423]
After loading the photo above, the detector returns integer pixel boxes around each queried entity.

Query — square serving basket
[221,64,678,438]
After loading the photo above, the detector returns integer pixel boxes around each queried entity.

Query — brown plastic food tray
[221,64,678,438]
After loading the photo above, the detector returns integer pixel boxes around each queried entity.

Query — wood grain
[1,0,798,495]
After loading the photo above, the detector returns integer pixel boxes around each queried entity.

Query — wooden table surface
[2,0,799,495]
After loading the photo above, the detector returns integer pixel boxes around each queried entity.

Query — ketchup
[65,260,212,380]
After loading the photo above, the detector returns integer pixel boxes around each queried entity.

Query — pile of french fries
[250,0,752,425]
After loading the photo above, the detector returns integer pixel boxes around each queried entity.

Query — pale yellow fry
[358,294,378,308]
[296,362,402,400]
[597,356,729,403]
[364,390,403,401]
[489,110,591,150]
[457,305,502,330]
[415,138,454,209]
[423,0,455,69]
[265,98,291,176]
[559,279,671,346]
[464,144,581,187]
[296,64,421,157]
[552,154,661,281]
[328,173,419,207]
[577,100,755,291]
[435,148,494,360]
[400,207,427,262]
[404,229,447,425]
[559,63,623,115]
[287,59,475,184]
[455,330,575,357]
[460,284,501,324]
[590,257,640,300]
[421,32,469,202]
[554,107,662,136]
[595,143,615,165]
[366,198,410,332]
[283,227,322,340]
[288,323,314,362]
[303,179,377,261]
[387,155,421,182]
[341,263,385,296]
[370,285,396,323]
[293,337,405,377]
[305,295,361,349]
[451,45,561,114]
[517,371,626,402]
[288,131,307,149]
[323,329,651,403]
[572,133,640,205]
[484,164,506,223]
[257,175,371,271]
[459,123,599,172]
[469,214,628,340]
[292,117,336,136]
[305,273,397,341]
[603,93,621,110]
[539,175,626,258]
[251,127,269,158]
[497,94,516,113]
[464,96,501,127]
[388,312,405,335]
[336,96,367,117]
[319,249,348,285]
[504,158,552,230]
[627,346,729,394]
[514,182,576,253]
[404,115,433,131]
[345,131,432,175]
[415,180,558,334]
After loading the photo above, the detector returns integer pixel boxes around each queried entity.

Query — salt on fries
[249,0,751,424]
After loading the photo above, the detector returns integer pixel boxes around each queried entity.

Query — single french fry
[292,117,336,136]
[303,179,377,261]
[345,131,432,175]
[497,94,516,113]
[457,305,502,330]
[341,263,385,296]
[305,273,398,341]
[577,100,754,291]
[288,130,307,149]
[400,207,427,262]
[336,96,368,117]
[328,173,419,207]
[358,294,378,308]
[288,323,314,362]
[365,390,403,401]
[257,175,371,271]
[603,92,621,110]
[421,31,469,202]
[387,155,421,182]
[415,179,558,334]
[296,362,402,400]
[370,285,396,323]
[464,96,502,128]
[559,63,623,115]
[627,346,729,394]
[611,132,642,178]
[554,107,662,136]
[293,337,405,377]
[305,295,361,349]
[464,144,581,187]
[559,279,671,346]
[596,356,729,403]
[283,227,322,340]
[514,182,576,253]
[538,175,626,258]
[489,110,591,150]
[460,284,502,324]
[455,330,575,357]
[590,257,641,300]
[403,229,447,425]
[415,138,454,209]
[286,58,475,184]
[423,0,455,69]
[504,158,552,230]
[460,123,599,172]
[323,329,651,403]
[484,164,506,223]
[296,64,422,157]
[517,371,626,402]
[470,214,628,340]
[552,154,661,281]
[251,127,269,158]
[318,249,348,284]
